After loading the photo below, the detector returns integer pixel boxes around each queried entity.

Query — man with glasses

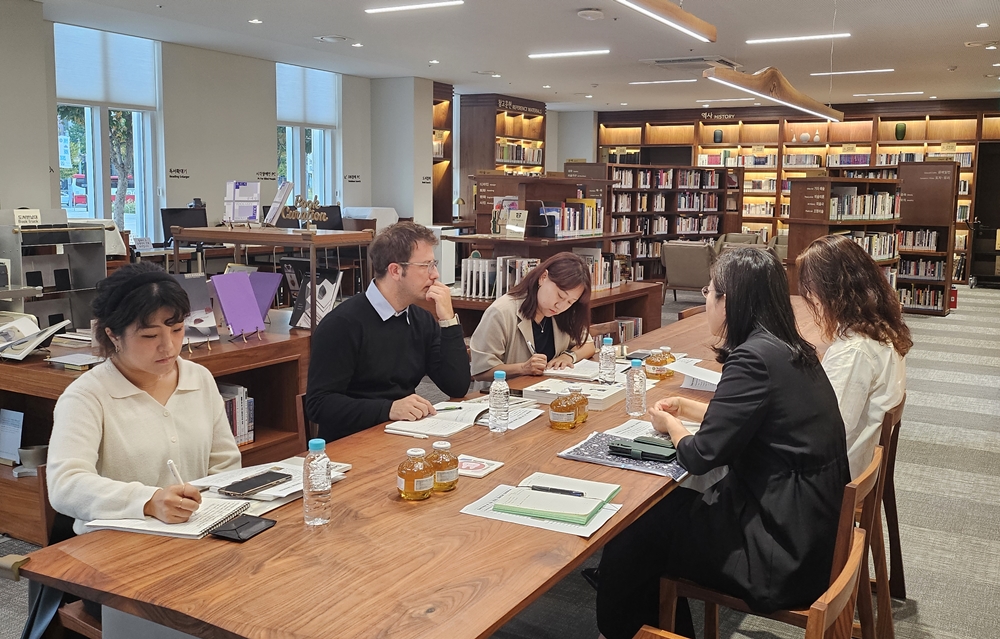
[306,222,471,441]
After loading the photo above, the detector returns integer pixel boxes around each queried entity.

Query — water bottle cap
[407,447,426,457]
[631,359,642,368]
[603,337,613,345]
[660,346,672,352]
[308,438,326,451]
[494,370,506,380]
[568,385,582,392]
[432,441,451,450]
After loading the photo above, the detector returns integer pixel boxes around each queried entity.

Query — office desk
[19,303,823,638]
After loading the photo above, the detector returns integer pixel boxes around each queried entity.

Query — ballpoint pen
[384,429,429,439]
[530,485,585,497]
[437,406,462,412]
[167,459,185,486]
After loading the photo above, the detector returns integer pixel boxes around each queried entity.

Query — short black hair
[711,247,818,368]
[91,263,190,357]
[368,222,438,279]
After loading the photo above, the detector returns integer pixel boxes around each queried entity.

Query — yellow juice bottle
[426,441,459,492]
[659,346,676,377]
[644,349,668,380]
[549,390,576,430]
[397,448,434,501]
[567,385,589,425]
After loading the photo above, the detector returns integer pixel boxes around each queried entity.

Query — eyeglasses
[701,286,722,298]
[398,260,439,271]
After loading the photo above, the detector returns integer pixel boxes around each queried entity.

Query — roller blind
[53,23,157,109]
[276,63,337,127]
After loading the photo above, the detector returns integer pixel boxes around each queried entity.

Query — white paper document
[666,358,721,390]
[189,458,350,501]
[461,485,621,538]
[0,409,24,464]
[543,359,629,381]
[475,407,544,430]
[604,419,700,442]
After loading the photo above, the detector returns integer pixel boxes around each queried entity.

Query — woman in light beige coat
[470,252,595,381]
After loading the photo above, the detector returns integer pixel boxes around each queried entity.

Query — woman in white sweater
[797,234,911,479]
[47,263,241,535]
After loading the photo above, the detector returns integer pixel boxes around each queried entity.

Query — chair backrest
[805,528,867,639]
[677,305,706,320]
[633,626,688,639]
[589,320,621,344]
[715,232,760,249]
[830,446,882,584]
[767,234,789,260]
[296,392,317,440]
[874,394,905,508]
[660,241,715,288]
[160,207,208,245]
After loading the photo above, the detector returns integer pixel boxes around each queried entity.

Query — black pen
[530,485,585,497]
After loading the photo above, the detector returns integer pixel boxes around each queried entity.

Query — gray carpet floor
[3,288,996,639]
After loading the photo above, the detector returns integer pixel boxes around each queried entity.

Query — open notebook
[84,498,251,539]
[384,402,489,437]
[492,473,621,526]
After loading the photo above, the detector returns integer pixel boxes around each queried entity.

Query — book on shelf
[828,189,898,221]
[460,257,498,299]
[289,270,343,330]
[782,154,823,168]
[173,274,220,345]
[217,382,254,446]
[85,498,252,539]
[899,258,945,281]
[492,256,540,299]
[572,247,624,290]
[0,318,72,361]
[953,254,966,281]
[827,153,871,167]
[897,229,939,251]
[897,285,946,311]
[617,315,643,342]
[45,353,105,371]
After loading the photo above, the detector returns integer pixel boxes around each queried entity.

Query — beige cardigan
[469,294,592,376]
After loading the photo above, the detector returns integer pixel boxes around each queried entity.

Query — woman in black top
[596,247,850,639]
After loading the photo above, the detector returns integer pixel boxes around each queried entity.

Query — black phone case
[209,514,275,542]
[608,440,677,462]
[218,471,292,497]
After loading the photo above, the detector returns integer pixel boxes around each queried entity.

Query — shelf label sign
[421,176,432,184]
[751,144,765,154]
[842,143,857,153]
[133,237,154,251]
[941,142,957,153]
[345,174,362,183]
[14,209,41,226]
[497,98,544,116]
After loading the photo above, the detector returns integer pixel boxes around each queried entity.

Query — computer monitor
[160,207,208,245]
[313,205,343,231]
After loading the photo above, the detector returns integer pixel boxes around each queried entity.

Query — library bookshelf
[0,320,310,545]
[596,101,994,284]
[564,162,743,281]
[432,82,454,225]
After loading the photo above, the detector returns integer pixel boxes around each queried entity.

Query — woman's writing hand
[144,483,202,523]
[521,354,548,376]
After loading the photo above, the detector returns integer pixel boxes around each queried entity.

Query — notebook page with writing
[518,472,621,503]
[384,402,488,436]
[84,498,251,539]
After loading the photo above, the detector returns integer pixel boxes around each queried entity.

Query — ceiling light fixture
[542,85,551,88]
[994,63,1000,67]
[988,45,998,50]
[612,0,716,43]
[620,102,628,105]
[628,79,697,85]
[585,94,593,98]
[702,66,844,122]
[315,35,349,43]
[978,23,990,28]
[352,43,364,47]
[248,18,262,24]
[810,68,894,76]
[695,98,755,102]
[852,91,924,96]
[528,49,610,59]
[746,32,850,44]
[491,73,501,78]
[929,96,938,99]
[365,1,463,13]
[428,59,440,64]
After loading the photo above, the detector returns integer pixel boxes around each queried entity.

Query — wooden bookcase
[565,162,743,281]
[894,161,959,315]
[460,93,546,215]
[0,321,310,545]
[785,177,902,295]
[432,82,454,225]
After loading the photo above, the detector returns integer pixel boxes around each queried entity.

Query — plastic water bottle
[303,438,331,526]
[489,370,510,433]
[626,359,647,417]
[599,336,617,384]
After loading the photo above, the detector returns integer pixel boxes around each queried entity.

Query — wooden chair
[660,241,715,304]
[878,396,907,601]
[296,392,318,440]
[589,320,621,345]
[644,528,866,639]
[677,305,705,321]
[659,448,883,639]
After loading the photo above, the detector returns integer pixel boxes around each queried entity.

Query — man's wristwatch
[439,315,460,328]
[562,349,578,364]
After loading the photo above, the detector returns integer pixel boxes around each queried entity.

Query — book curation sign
[801,183,828,220]
[701,112,737,120]
[497,98,544,116]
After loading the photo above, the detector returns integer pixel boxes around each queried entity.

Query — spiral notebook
[84,498,252,539]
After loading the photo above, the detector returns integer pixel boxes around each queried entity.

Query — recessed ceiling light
[352,42,364,47]
[994,63,1000,67]
[746,32,850,44]
[988,45,998,50]
[628,79,698,85]
[929,96,938,99]
[978,23,990,28]
[428,59,440,64]
[528,49,610,59]
[314,35,349,43]
[696,98,754,102]
[491,73,501,78]
[702,104,710,108]
[585,94,593,98]
[620,102,628,106]
[365,1,463,14]
[867,98,875,102]
[754,102,761,106]
[248,18,262,24]
[810,68,893,76]
[542,85,551,88]
[853,91,923,96]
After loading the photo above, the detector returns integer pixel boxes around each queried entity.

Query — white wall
[338,74,372,207]
[370,77,433,224]
[544,110,560,173]
[0,0,59,209]
[159,43,277,232]
[557,110,598,166]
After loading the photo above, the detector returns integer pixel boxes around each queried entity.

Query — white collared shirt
[822,332,906,479]
[365,279,409,324]
[47,357,242,534]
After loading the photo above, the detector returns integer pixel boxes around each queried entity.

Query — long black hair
[711,247,818,368]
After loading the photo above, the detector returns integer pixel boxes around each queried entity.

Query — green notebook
[492,473,621,526]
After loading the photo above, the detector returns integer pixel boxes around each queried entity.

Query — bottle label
[414,476,434,491]
[436,468,459,483]
[397,475,405,490]
[549,410,575,423]
[645,363,668,376]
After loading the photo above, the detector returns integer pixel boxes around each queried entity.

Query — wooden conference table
[20,300,824,639]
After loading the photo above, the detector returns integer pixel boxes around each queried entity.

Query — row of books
[877,153,923,165]
[849,231,897,261]
[959,179,970,195]
[898,285,945,311]
[677,192,718,212]
[217,383,255,445]
[843,169,898,179]
[676,169,721,189]
[957,204,971,222]
[697,152,778,168]
[828,190,898,221]
[676,215,719,235]
[955,233,968,250]
[828,153,871,167]
[743,201,776,218]
[928,151,972,167]
[782,154,824,167]
[611,192,675,214]
[607,150,642,164]
[741,225,771,243]
[744,178,782,193]
[880,266,898,288]
[495,142,543,165]
[572,248,626,291]
[616,316,644,342]
[953,254,967,281]
[899,258,945,281]
[634,239,661,259]
[539,199,603,237]
[897,229,939,251]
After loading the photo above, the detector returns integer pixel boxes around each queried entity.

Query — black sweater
[305,292,471,441]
